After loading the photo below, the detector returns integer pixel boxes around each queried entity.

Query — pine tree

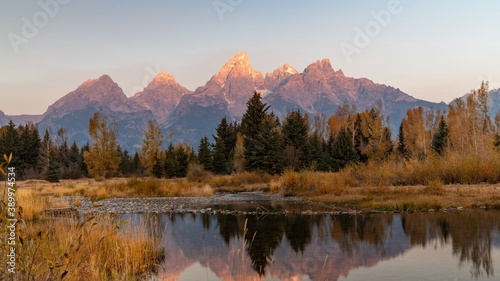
[163,143,176,178]
[0,120,20,168]
[431,115,450,155]
[252,114,284,174]
[38,128,53,176]
[197,136,212,171]
[330,128,358,171]
[241,91,270,171]
[152,154,164,178]
[174,145,190,177]
[282,110,309,170]
[305,135,328,171]
[65,141,83,179]
[211,138,228,174]
[17,122,41,177]
[45,147,62,182]
[397,122,408,159]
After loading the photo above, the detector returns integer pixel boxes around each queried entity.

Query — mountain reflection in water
[126,210,500,281]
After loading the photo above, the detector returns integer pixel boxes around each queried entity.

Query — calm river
[126,209,500,281]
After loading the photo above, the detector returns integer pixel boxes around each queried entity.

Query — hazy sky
[1,0,499,115]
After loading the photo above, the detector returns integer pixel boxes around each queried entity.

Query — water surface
[129,209,500,281]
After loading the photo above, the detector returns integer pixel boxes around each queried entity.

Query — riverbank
[15,176,500,214]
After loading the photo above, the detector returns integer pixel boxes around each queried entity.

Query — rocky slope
[38,75,153,151]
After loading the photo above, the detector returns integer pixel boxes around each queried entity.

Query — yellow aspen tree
[83,112,120,179]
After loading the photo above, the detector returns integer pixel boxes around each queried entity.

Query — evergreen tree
[174,146,190,177]
[282,110,309,170]
[0,120,20,168]
[17,122,41,177]
[241,91,270,171]
[56,127,69,170]
[152,154,164,178]
[211,137,228,174]
[38,128,53,176]
[213,117,237,162]
[397,122,408,159]
[330,128,359,171]
[80,143,90,177]
[163,143,176,178]
[197,136,212,171]
[251,114,285,174]
[65,141,83,179]
[45,149,62,182]
[431,115,450,155]
[305,135,328,171]
[132,152,143,176]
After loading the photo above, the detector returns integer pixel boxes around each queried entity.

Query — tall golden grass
[272,150,500,210]
[0,187,164,281]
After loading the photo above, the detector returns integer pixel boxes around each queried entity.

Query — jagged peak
[280,63,298,75]
[231,50,249,61]
[214,51,254,85]
[304,58,335,75]
[151,72,176,84]
[81,74,115,87]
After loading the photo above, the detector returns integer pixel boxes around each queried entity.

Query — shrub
[186,163,212,182]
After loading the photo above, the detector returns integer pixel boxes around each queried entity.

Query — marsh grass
[15,215,163,281]
[0,183,164,281]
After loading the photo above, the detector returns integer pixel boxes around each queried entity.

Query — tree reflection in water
[136,209,500,280]
[402,210,500,279]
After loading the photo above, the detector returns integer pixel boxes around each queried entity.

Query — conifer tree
[282,110,309,170]
[431,115,450,155]
[397,122,408,159]
[330,128,358,171]
[0,120,20,168]
[152,154,164,178]
[163,143,176,178]
[38,128,53,176]
[241,91,270,171]
[65,141,83,179]
[197,136,212,171]
[251,114,285,174]
[46,150,61,183]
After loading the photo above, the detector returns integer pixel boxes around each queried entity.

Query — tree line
[1,82,499,182]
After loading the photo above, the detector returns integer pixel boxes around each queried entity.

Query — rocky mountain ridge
[3,51,496,151]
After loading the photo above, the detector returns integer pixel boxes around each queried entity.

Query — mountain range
[1,51,495,151]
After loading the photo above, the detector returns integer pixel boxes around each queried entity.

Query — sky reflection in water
[125,210,500,281]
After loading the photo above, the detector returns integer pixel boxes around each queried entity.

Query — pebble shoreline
[49,192,476,216]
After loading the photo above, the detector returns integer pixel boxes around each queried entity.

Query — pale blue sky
[1,0,499,115]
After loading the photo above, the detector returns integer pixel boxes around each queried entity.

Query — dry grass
[1,185,163,281]
[16,177,214,200]
[207,171,275,192]
[272,169,500,211]
[15,215,162,281]
[16,188,51,220]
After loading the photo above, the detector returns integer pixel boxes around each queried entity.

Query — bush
[186,163,212,182]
